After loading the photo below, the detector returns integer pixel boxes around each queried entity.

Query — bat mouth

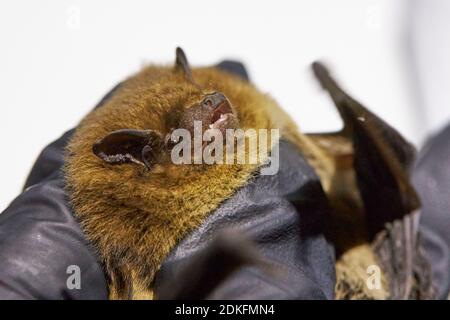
[209,101,235,129]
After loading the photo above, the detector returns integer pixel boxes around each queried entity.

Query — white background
[1,0,449,212]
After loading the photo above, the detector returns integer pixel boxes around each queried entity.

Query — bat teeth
[209,113,230,129]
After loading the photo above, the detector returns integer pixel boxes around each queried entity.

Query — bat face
[91,48,243,173]
[92,90,239,172]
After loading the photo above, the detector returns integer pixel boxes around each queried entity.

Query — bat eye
[203,97,214,108]
[202,92,227,109]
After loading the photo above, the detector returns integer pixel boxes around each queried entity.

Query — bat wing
[308,62,434,299]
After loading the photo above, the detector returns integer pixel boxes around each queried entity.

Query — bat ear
[92,129,164,169]
[175,47,194,83]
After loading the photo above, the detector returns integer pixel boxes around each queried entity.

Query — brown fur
[65,64,310,299]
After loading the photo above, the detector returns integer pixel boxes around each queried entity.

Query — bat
[65,47,300,299]
[65,48,434,299]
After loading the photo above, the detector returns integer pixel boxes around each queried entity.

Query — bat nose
[203,92,226,109]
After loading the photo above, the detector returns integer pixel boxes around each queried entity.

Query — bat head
[92,48,239,171]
